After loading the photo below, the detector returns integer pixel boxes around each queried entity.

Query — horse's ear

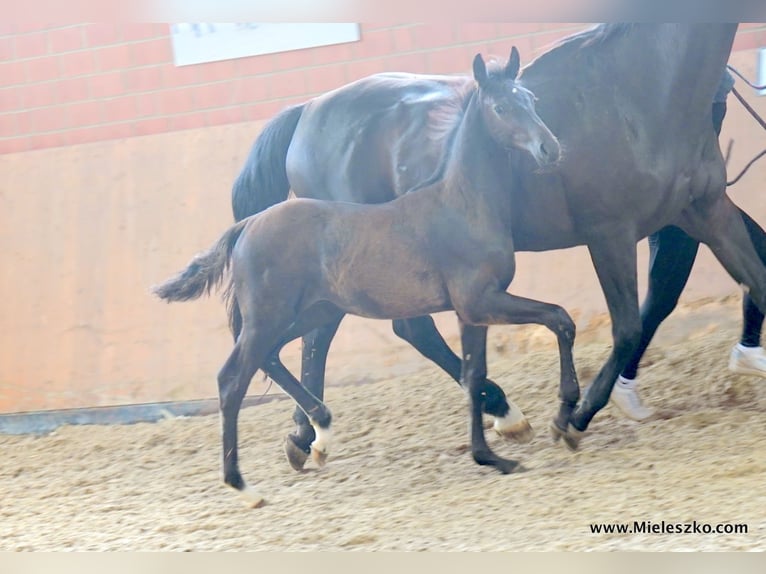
[505,46,521,80]
[473,53,488,86]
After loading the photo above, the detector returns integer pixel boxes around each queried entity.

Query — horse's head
[473,48,560,166]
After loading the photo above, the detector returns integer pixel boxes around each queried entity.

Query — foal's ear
[505,46,520,80]
[473,53,488,86]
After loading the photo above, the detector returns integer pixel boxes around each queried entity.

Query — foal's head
[473,47,560,166]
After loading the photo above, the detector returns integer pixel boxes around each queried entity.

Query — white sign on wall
[170,23,360,67]
[758,47,766,96]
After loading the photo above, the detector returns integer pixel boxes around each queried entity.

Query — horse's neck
[440,95,513,221]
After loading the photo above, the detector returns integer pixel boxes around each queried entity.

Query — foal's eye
[494,104,506,115]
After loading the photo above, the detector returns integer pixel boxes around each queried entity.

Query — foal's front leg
[459,322,524,474]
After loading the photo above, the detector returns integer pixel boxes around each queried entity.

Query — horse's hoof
[284,435,310,472]
[549,421,584,452]
[497,459,527,475]
[230,482,267,509]
[494,418,535,444]
[311,446,329,468]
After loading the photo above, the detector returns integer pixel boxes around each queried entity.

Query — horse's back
[285,72,473,203]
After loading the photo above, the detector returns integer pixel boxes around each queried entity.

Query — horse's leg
[285,318,343,470]
[217,328,275,508]
[616,226,699,420]
[568,236,643,447]
[264,354,333,468]
[679,197,766,332]
[459,322,523,474]
[392,316,532,442]
[729,210,766,375]
[454,290,579,451]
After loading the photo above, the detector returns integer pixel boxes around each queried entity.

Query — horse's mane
[527,23,636,69]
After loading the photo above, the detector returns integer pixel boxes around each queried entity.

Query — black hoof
[284,435,311,471]
[550,421,584,451]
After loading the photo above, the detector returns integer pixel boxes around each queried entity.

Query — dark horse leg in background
[619,101,766,411]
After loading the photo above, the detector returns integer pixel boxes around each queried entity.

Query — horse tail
[152,219,250,303]
[231,103,305,222]
[227,103,304,339]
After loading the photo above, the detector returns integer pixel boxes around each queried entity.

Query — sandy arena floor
[1,297,766,551]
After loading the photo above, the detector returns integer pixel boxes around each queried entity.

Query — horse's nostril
[540,143,548,157]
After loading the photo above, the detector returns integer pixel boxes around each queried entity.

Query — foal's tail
[152,219,249,303]
[231,103,304,221]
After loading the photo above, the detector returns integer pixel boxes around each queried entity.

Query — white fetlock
[493,403,534,443]
[310,425,333,467]
[232,481,266,509]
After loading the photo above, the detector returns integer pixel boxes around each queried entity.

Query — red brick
[244,98,304,122]
[384,53,429,75]
[84,23,122,47]
[0,23,16,35]
[95,44,132,71]
[391,27,416,53]
[495,23,544,38]
[124,66,164,92]
[0,136,30,154]
[205,106,244,127]
[160,62,198,88]
[0,112,16,136]
[0,37,12,60]
[63,100,103,128]
[48,26,84,53]
[347,58,387,82]
[60,50,95,77]
[457,23,498,44]
[88,71,125,99]
[134,92,158,117]
[56,77,90,103]
[427,46,473,75]
[168,113,207,131]
[22,82,58,108]
[306,64,348,94]
[28,106,67,132]
[157,87,196,114]
[29,131,67,150]
[276,47,315,72]
[195,59,238,84]
[122,23,169,42]
[269,70,307,99]
[354,28,396,59]
[14,32,48,59]
[411,24,456,51]
[194,82,235,109]
[531,31,575,56]
[25,57,60,83]
[129,38,173,67]
[0,61,25,86]
[133,117,168,137]
[311,42,355,66]
[232,75,270,104]
[103,96,136,123]
[0,86,21,112]
[733,31,761,52]
[234,54,278,76]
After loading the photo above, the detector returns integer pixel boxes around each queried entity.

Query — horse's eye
[494,104,506,115]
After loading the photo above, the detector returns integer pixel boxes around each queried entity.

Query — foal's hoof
[311,446,329,468]
[284,435,310,472]
[494,417,535,444]
[496,459,527,475]
[550,421,585,452]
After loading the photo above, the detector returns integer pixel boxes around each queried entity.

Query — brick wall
[4,22,762,156]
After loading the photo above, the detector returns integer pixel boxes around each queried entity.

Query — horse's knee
[552,306,576,343]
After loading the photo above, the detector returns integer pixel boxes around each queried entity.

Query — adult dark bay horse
[229,24,766,456]
[155,52,574,505]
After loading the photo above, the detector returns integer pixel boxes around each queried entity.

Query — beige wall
[2,49,766,413]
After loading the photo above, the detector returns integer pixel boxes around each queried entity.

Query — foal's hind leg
[392,316,533,442]
[217,330,275,507]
